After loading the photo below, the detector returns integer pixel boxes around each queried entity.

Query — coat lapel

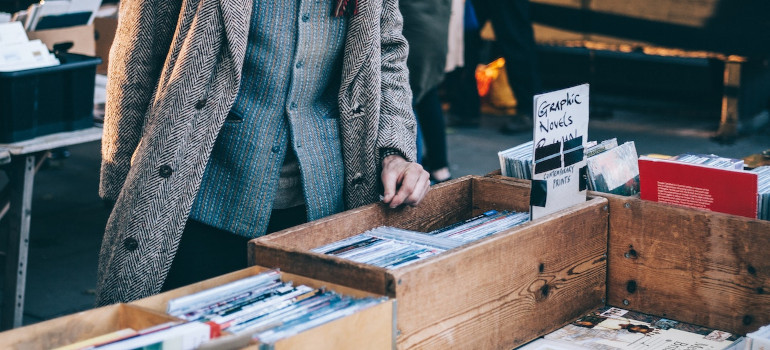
[218,0,252,75]
[340,0,375,92]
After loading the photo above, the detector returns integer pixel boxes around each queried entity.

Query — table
[0,127,102,329]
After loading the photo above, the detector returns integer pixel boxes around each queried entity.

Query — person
[400,0,455,183]
[449,0,543,132]
[477,0,543,133]
[95,0,430,306]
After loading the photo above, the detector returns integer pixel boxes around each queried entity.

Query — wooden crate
[249,176,610,349]
[601,193,770,335]
[133,266,396,350]
[0,303,178,349]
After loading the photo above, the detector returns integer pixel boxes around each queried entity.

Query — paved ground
[4,86,769,327]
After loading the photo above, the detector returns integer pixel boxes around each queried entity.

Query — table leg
[2,155,35,329]
[715,59,742,142]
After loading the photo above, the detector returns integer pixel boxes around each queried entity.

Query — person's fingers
[381,163,401,203]
[405,171,431,206]
[388,165,419,208]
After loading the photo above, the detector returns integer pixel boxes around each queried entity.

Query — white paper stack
[21,0,102,31]
[498,140,534,179]
[0,21,59,72]
[752,166,770,221]
[746,324,770,350]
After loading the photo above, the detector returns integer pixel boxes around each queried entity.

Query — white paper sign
[530,84,590,220]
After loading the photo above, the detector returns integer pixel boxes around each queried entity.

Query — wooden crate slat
[392,199,608,349]
[604,194,770,334]
[252,176,610,349]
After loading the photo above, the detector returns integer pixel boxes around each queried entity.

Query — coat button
[159,165,173,178]
[352,172,364,185]
[271,146,280,154]
[195,98,207,110]
[123,237,139,251]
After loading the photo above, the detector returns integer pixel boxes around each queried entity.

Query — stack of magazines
[498,141,534,179]
[53,321,212,350]
[584,140,640,196]
[751,166,770,220]
[670,153,744,169]
[166,270,384,345]
[428,210,530,242]
[311,227,455,269]
[313,210,530,269]
[499,139,640,196]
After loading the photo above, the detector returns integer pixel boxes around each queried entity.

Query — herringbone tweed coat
[96,0,416,306]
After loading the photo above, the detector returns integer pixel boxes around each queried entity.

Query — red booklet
[639,157,758,218]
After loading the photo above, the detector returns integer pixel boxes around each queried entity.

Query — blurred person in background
[448,0,542,133]
[400,0,457,183]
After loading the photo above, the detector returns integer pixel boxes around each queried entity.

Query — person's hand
[381,155,431,208]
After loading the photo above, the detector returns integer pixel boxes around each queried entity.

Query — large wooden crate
[601,193,770,335]
[249,176,610,349]
[490,173,770,336]
[133,266,396,350]
[0,303,178,349]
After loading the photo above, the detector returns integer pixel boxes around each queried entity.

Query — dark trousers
[452,0,542,119]
[475,0,542,114]
[415,87,449,171]
[161,205,307,291]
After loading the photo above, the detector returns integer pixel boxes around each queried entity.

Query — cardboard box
[134,266,396,350]
[93,16,117,75]
[250,176,610,349]
[27,24,95,56]
[0,304,178,349]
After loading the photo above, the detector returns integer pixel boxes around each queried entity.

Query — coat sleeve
[99,0,181,202]
[376,0,418,162]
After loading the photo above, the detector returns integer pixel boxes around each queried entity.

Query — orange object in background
[475,58,518,114]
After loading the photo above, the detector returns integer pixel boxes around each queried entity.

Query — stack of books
[751,166,770,221]
[0,22,59,72]
[313,210,530,269]
[639,154,759,218]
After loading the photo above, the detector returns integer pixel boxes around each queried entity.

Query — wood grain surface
[602,193,770,335]
[252,176,609,349]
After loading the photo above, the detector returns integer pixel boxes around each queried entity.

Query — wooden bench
[527,0,770,142]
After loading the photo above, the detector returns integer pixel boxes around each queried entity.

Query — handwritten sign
[530,84,590,220]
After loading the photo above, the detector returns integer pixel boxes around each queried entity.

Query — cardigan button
[123,237,139,251]
[159,165,173,178]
